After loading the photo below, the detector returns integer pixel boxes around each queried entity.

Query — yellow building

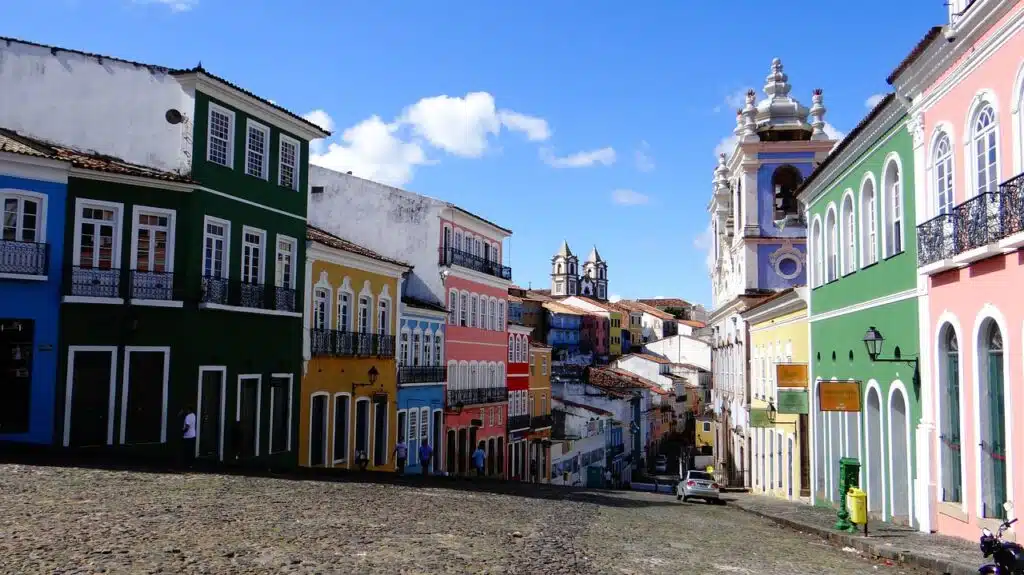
[741,287,810,502]
[527,343,553,483]
[695,416,715,449]
[300,225,411,470]
[607,311,623,356]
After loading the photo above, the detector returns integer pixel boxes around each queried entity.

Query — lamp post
[352,365,379,395]
[862,326,920,395]
[766,400,777,424]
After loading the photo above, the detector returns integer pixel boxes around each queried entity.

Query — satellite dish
[165,109,184,125]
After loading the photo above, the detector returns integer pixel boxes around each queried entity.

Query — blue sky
[7,0,945,306]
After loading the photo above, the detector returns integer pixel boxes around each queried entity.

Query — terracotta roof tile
[307,225,411,269]
[637,298,691,308]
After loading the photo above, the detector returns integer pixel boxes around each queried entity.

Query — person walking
[418,438,433,477]
[180,405,196,469]
[471,442,486,478]
[393,439,408,475]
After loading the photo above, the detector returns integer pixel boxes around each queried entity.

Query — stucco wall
[643,334,711,370]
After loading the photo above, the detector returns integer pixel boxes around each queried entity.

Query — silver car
[677,470,723,504]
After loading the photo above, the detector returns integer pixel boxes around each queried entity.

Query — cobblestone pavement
[0,464,931,574]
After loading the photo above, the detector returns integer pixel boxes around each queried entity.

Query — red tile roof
[679,319,706,328]
[589,367,669,396]
[638,298,691,308]
[307,225,411,269]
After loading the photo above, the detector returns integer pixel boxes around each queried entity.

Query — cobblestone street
[0,464,929,574]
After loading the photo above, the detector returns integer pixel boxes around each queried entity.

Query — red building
[506,324,533,479]
[440,209,513,477]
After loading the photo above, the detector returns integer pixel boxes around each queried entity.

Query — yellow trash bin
[847,487,868,525]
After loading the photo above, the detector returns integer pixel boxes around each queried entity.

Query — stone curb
[728,500,978,575]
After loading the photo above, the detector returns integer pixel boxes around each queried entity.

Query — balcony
[310,329,396,358]
[65,266,121,299]
[917,175,1024,274]
[446,386,508,408]
[529,414,553,430]
[201,276,297,313]
[438,247,512,281]
[508,414,531,431]
[398,365,446,384]
[0,240,48,278]
[129,270,176,301]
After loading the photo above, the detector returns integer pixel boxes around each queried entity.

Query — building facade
[742,288,811,503]
[527,342,553,483]
[892,0,1024,538]
[550,242,609,301]
[799,93,919,524]
[507,323,533,480]
[543,301,584,361]
[0,134,68,444]
[300,226,408,470]
[397,296,447,474]
[707,59,835,487]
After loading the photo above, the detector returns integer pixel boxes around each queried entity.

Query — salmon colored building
[506,324,533,479]
[894,0,1024,538]
[440,210,512,477]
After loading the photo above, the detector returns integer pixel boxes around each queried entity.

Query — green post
[834,457,860,532]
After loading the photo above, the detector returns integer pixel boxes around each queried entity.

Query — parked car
[654,455,668,473]
[677,470,723,504]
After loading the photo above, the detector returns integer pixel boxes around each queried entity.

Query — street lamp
[766,400,777,424]
[862,326,885,361]
[352,365,379,395]
[862,326,920,395]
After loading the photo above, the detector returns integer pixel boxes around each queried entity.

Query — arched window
[771,165,804,220]
[839,194,856,275]
[508,334,515,362]
[883,159,903,256]
[973,105,999,196]
[515,336,522,363]
[939,325,962,503]
[824,207,838,282]
[811,218,823,287]
[454,231,463,252]
[980,321,1007,518]
[934,133,954,215]
[859,177,878,266]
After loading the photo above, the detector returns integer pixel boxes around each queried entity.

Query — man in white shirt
[181,405,196,469]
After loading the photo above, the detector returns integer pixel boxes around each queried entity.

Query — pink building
[894,0,1024,538]
[440,211,513,477]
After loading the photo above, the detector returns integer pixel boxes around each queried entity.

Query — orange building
[526,342,553,483]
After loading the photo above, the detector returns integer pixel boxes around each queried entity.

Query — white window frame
[63,346,118,447]
[72,198,124,269]
[824,204,838,283]
[358,293,372,334]
[240,226,267,285]
[377,285,392,336]
[400,327,411,365]
[470,294,479,328]
[308,391,330,466]
[448,289,458,325]
[839,192,855,276]
[858,175,878,267]
[236,374,263,456]
[0,189,47,244]
[274,234,297,290]
[278,134,301,191]
[244,119,271,180]
[338,280,354,332]
[313,285,331,330]
[119,346,171,445]
[332,392,352,466]
[268,373,294,454]
[932,130,955,216]
[968,101,1000,197]
[207,103,236,169]
[412,328,423,366]
[202,215,231,280]
[129,205,176,275]
[423,332,433,367]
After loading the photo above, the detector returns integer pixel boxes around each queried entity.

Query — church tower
[551,240,578,296]
[581,246,608,301]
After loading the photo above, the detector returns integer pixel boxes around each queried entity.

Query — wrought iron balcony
[1001,171,1024,237]
[201,276,297,312]
[508,414,531,431]
[129,270,176,301]
[438,247,512,281]
[66,266,121,298]
[0,240,48,277]
[529,414,553,430]
[311,329,396,358]
[551,364,585,380]
[954,191,1003,253]
[446,386,508,408]
[398,365,447,384]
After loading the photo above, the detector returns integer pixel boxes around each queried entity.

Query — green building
[29,45,331,466]
[797,94,920,526]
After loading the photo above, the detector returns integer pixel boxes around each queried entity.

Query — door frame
[236,374,262,457]
[308,391,329,467]
[63,345,118,447]
[196,365,227,460]
[268,373,294,455]
[119,346,170,445]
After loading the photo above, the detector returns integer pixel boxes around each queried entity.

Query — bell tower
[551,240,578,296]
[582,246,608,301]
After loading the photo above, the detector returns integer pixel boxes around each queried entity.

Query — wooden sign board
[818,381,861,412]
[749,409,772,428]
[776,363,808,388]
[777,389,809,414]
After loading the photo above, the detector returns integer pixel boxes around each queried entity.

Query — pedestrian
[604,468,612,489]
[471,442,486,478]
[419,438,433,477]
[393,439,408,475]
[180,405,196,470]
[530,459,538,483]
[356,450,369,471]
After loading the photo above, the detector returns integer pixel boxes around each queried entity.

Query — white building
[643,334,711,371]
[550,397,612,486]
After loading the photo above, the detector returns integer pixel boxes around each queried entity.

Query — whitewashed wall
[614,356,674,391]
[643,334,711,370]
[0,40,193,173]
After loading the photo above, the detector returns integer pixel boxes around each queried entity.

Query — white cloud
[611,189,649,206]
[634,141,655,172]
[401,92,549,158]
[541,146,616,168]
[865,94,885,110]
[692,225,715,275]
[713,88,753,113]
[609,294,623,303]
[304,92,550,186]
[134,0,197,11]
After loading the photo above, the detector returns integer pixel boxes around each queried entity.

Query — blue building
[0,132,69,444]
[543,302,582,360]
[396,295,448,474]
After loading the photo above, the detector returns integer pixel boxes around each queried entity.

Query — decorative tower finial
[713,153,731,191]
[742,89,758,142]
[733,108,744,138]
[810,88,828,140]
[764,58,791,99]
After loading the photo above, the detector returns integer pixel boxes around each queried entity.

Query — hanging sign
[776,363,808,388]
[749,408,772,428]
[818,381,861,412]
[777,389,809,414]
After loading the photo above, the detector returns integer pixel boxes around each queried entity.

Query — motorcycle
[979,502,1024,574]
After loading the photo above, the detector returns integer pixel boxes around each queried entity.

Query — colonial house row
[0,36,329,469]
[396,295,448,475]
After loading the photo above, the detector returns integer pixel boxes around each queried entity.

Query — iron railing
[508,414,531,431]
[201,276,297,312]
[129,270,175,300]
[438,247,512,281]
[446,386,508,407]
[0,240,48,276]
[551,365,585,380]
[530,414,553,430]
[66,266,121,298]
[398,365,447,384]
[917,213,955,267]
[310,329,396,358]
